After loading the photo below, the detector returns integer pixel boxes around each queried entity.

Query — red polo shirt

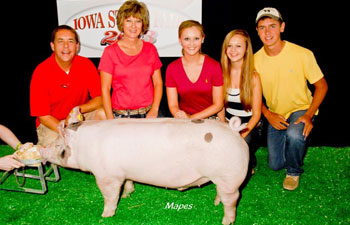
[30,54,101,127]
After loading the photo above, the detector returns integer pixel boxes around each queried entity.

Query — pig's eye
[60,149,66,158]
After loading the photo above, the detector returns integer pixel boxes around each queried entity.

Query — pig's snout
[38,146,47,158]
[38,146,48,164]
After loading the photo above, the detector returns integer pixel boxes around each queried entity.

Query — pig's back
[72,118,249,187]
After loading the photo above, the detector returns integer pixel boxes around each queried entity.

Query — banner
[56,0,202,57]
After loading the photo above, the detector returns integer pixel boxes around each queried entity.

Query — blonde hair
[178,20,205,38]
[220,29,254,111]
[117,0,150,35]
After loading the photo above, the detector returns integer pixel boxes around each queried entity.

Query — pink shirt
[98,41,162,110]
[165,55,223,115]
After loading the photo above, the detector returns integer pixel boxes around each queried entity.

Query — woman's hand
[146,108,159,118]
[175,110,189,119]
[0,154,24,171]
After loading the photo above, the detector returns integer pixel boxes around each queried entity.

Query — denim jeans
[267,110,310,176]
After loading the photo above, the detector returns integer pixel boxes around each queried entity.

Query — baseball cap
[256,7,283,23]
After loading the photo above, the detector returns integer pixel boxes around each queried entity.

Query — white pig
[40,116,249,225]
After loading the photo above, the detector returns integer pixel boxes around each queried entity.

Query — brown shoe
[283,175,300,191]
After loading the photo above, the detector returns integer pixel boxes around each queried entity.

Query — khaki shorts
[36,110,97,146]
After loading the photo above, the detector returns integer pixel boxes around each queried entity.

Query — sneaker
[283,175,300,191]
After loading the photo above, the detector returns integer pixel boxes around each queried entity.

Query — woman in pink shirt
[165,20,223,120]
[99,0,163,119]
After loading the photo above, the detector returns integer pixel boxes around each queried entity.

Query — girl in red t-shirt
[165,20,223,120]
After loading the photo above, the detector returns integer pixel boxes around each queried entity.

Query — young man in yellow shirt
[254,8,328,190]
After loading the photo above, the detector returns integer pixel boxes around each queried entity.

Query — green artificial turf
[0,145,349,225]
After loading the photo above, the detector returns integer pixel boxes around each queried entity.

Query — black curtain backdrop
[1,1,347,146]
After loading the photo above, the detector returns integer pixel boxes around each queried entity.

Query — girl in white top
[218,29,262,174]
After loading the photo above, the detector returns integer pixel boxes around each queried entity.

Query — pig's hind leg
[96,175,124,217]
[213,180,240,225]
[121,180,135,198]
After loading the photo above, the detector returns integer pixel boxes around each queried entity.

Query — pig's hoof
[102,210,115,217]
[214,195,221,206]
[121,187,135,198]
[121,192,132,198]
[122,180,135,198]
[222,216,234,225]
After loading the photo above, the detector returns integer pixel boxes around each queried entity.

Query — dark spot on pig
[60,149,65,158]
[204,132,213,143]
[191,119,204,124]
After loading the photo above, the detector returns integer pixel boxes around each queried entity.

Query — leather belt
[113,105,152,116]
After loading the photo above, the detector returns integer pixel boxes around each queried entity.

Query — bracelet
[16,142,22,151]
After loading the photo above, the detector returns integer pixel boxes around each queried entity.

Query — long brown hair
[220,29,254,111]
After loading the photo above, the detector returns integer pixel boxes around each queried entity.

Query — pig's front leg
[121,180,135,198]
[95,175,124,217]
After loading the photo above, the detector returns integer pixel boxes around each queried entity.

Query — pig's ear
[58,121,66,139]
[66,106,84,126]
[229,116,247,132]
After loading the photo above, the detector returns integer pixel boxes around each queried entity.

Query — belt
[113,105,152,116]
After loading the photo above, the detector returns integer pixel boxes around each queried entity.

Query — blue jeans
[267,110,310,176]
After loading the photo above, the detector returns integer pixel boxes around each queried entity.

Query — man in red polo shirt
[30,25,105,146]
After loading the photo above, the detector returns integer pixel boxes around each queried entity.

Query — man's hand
[266,111,289,130]
[294,114,313,139]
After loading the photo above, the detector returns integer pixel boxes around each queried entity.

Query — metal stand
[0,163,60,194]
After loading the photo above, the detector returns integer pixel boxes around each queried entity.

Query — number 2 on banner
[100,31,122,46]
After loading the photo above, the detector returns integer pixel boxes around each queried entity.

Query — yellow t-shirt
[254,41,324,119]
